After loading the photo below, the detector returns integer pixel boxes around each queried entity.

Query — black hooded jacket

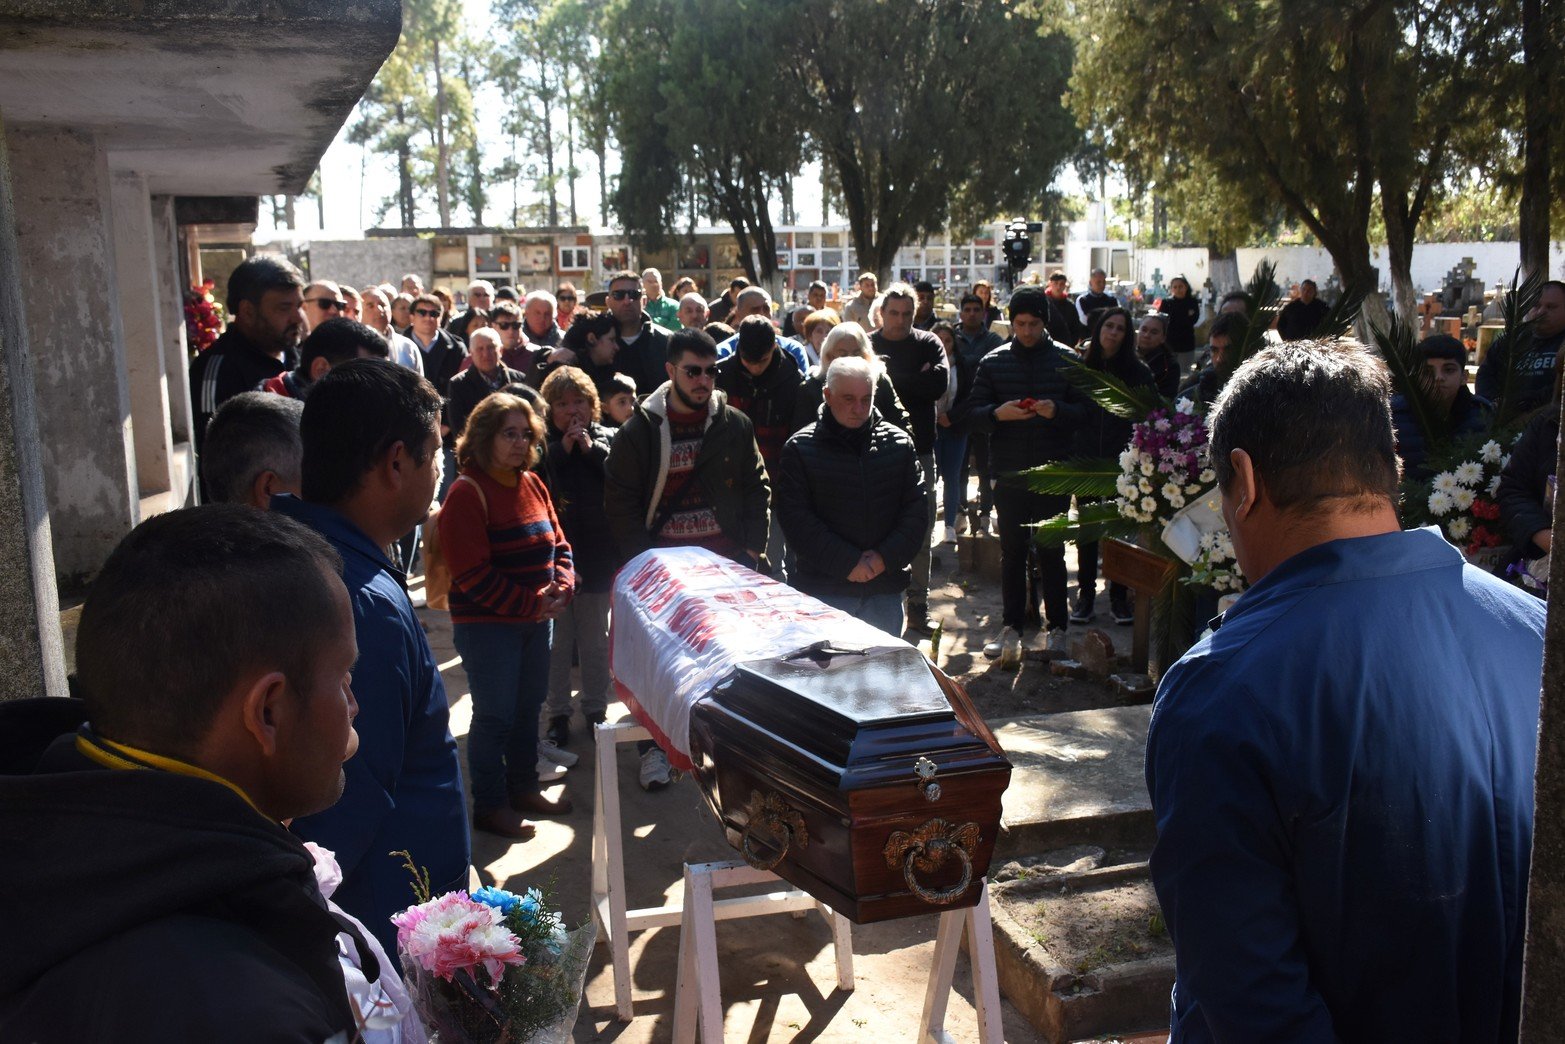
[0,698,364,1043]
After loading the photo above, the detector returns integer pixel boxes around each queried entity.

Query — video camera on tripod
[1002,220,1045,271]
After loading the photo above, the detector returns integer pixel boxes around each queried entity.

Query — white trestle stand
[591,721,1002,1041]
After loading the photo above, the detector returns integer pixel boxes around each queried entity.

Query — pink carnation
[392,891,528,987]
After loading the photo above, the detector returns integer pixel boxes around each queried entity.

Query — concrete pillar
[109,169,175,505]
[5,124,138,589]
[0,112,70,700]
[151,196,193,450]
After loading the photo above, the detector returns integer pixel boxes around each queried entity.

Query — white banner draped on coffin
[610,547,906,771]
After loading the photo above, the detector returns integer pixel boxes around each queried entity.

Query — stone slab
[991,705,1155,858]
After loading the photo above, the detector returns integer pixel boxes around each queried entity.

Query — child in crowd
[603,373,638,427]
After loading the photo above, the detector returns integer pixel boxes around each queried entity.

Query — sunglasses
[558,295,577,302]
[493,320,519,330]
[308,298,347,311]
[413,309,442,318]
[679,364,719,379]
[610,289,643,301]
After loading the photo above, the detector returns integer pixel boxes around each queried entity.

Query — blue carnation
[471,886,523,914]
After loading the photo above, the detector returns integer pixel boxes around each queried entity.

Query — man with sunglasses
[404,293,468,496]
[604,328,770,791]
[490,300,531,371]
[605,269,670,399]
[300,280,349,334]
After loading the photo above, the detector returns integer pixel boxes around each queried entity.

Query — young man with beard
[603,328,770,789]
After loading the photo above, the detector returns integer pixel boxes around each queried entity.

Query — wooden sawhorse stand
[591,721,854,1021]
[671,858,1003,1043]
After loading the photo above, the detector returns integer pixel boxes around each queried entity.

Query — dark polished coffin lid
[688,641,1012,923]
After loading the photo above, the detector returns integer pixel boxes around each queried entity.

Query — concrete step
[991,705,1156,859]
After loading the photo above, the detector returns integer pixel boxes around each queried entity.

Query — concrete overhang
[0,1,402,196]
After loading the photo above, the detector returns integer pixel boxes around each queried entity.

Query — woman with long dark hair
[1073,307,1156,625]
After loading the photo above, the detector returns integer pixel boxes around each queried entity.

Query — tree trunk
[539,57,558,227]
[432,37,451,227]
[1208,248,1240,295]
[562,71,579,227]
[597,138,608,226]
[395,101,414,227]
[1519,0,1552,279]
[1382,203,1421,327]
[283,195,296,231]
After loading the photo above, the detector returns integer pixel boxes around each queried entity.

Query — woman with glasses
[438,393,576,839]
[555,283,579,330]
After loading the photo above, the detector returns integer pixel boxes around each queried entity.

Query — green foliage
[1018,459,1122,499]
[1028,500,1137,548]
[394,849,433,904]
[791,0,1079,277]
[1060,358,1164,420]
[1488,268,1548,428]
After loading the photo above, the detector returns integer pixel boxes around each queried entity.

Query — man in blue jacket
[1147,339,1546,1041]
[275,359,471,955]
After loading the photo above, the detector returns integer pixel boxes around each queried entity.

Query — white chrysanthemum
[1185,483,1202,495]
[1432,472,1459,493]
[1140,461,1155,477]
[1117,477,1138,499]
[1141,496,1157,514]
[1428,489,1454,515]
[1175,398,1195,415]
[1161,481,1182,501]
[1168,494,1186,510]
[1119,449,1136,472]
[1452,488,1475,511]
[1454,462,1484,487]
[1501,454,1511,469]
[1447,517,1472,541]
[1488,476,1502,497]
[1199,468,1216,484]
[1481,441,1503,464]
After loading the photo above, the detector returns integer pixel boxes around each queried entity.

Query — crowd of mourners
[4,248,1563,1042]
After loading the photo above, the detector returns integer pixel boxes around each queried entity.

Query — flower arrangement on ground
[1402,434,1513,560]
[390,855,593,1044]
[1114,401,1216,526]
[184,278,224,352]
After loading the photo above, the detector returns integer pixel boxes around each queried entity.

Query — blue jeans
[452,620,552,810]
[935,427,970,529]
[817,590,906,638]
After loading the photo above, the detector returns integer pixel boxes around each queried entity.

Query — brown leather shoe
[509,789,574,816]
[472,807,538,840]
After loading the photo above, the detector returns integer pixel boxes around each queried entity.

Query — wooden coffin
[686,641,1012,924]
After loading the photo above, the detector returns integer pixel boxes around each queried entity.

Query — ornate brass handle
[883,818,981,905]
[739,790,808,871]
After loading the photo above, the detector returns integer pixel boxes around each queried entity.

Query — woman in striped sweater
[440,393,575,839]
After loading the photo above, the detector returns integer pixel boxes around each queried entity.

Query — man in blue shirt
[274,359,472,955]
[1147,339,1546,1041]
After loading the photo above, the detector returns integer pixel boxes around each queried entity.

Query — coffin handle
[739,791,809,871]
[884,818,982,905]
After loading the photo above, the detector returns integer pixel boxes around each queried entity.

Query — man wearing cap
[960,285,1085,665]
[1044,272,1086,347]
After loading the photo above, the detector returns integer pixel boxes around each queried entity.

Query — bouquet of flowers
[1186,528,1245,594]
[391,857,593,1043]
[1114,402,1216,527]
[1404,436,1512,560]
[184,278,224,352]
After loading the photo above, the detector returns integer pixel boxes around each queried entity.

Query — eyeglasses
[679,364,719,379]
[494,321,519,330]
[558,295,577,302]
[307,298,347,311]
[610,289,643,301]
[414,308,442,318]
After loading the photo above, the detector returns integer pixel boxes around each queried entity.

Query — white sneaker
[536,758,567,783]
[639,748,673,791]
[983,630,1022,668]
[956,515,970,536]
[538,740,579,769]
[941,524,957,545]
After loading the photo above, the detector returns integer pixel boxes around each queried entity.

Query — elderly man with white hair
[715,286,810,374]
[642,267,681,331]
[521,289,562,349]
[445,279,495,344]
[677,291,709,330]
[776,355,928,637]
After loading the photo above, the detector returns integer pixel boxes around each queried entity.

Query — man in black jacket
[717,317,803,572]
[1477,279,1565,417]
[606,269,671,397]
[955,294,1006,533]
[1275,279,1330,341]
[0,506,368,1042]
[872,283,949,632]
[778,356,927,636]
[405,291,468,496]
[448,327,529,441]
[961,286,1085,666]
[190,254,306,479]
